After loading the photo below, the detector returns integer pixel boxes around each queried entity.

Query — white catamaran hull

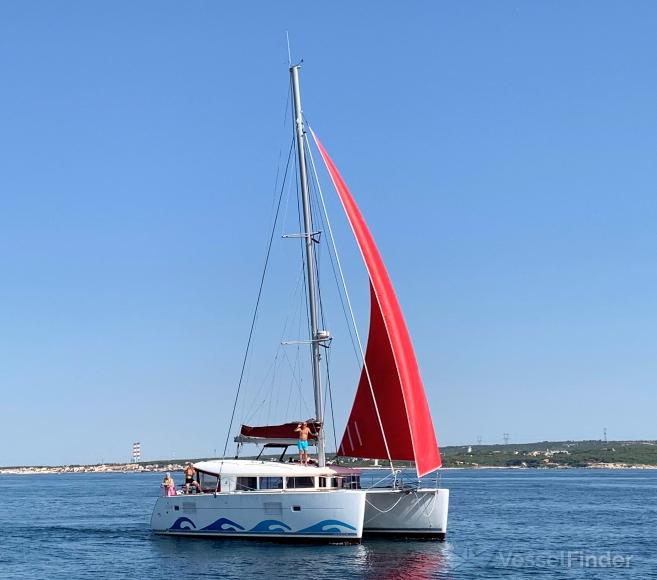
[364,488,449,539]
[151,490,366,542]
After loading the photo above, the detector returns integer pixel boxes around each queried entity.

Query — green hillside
[440,440,657,468]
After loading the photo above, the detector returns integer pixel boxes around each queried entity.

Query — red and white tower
[132,442,141,463]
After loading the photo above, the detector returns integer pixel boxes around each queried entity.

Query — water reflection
[150,536,453,579]
[356,540,452,580]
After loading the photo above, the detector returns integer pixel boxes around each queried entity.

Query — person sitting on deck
[183,463,201,494]
[162,473,176,496]
[294,421,317,466]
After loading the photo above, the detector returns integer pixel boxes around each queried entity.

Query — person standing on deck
[295,421,316,466]
[184,463,201,493]
[162,473,176,496]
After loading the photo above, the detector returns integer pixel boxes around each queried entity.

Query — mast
[290,65,326,467]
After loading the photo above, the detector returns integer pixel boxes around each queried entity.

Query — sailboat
[150,64,449,542]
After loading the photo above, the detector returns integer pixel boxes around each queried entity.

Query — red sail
[313,133,442,477]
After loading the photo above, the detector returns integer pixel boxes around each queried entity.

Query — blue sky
[1,2,655,465]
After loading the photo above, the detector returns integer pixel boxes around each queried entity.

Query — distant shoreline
[1,464,656,476]
[2,439,656,475]
[0,463,186,475]
[440,439,657,469]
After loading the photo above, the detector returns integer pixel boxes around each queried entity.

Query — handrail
[358,468,442,491]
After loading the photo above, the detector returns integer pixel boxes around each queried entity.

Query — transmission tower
[503,433,509,445]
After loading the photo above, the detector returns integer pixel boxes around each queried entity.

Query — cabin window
[236,477,258,491]
[342,476,361,490]
[198,472,220,493]
[260,477,283,490]
[319,477,336,488]
[286,477,315,489]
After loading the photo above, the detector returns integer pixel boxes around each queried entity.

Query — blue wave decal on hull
[249,520,292,533]
[168,517,356,536]
[169,517,196,531]
[298,520,358,534]
[201,517,245,532]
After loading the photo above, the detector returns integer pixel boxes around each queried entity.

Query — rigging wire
[242,260,305,423]
[324,347,340,461]
[221,137,295,458]
[299,132,333,450]
[273,265,304,419]
[305,129,395,471]
[243,351,280,424]
[292,116,313,420]
[282,347,311,412]
[305,142,361,368]
[304,139,340,459]
[268,80,292,212]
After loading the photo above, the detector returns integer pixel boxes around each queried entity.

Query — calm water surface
[0,469,655,579]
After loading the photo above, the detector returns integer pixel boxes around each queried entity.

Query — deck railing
[359,469,442,491]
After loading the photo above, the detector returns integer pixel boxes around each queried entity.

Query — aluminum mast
[290,65,326,467]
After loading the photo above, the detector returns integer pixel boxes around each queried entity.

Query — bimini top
[194,459,358,478]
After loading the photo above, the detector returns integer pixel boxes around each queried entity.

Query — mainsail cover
[312,132,442,477]
[239,422,321,441]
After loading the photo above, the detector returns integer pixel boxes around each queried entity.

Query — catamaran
[150,64,449,542]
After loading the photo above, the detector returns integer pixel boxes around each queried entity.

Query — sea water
[0,469,654,579]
